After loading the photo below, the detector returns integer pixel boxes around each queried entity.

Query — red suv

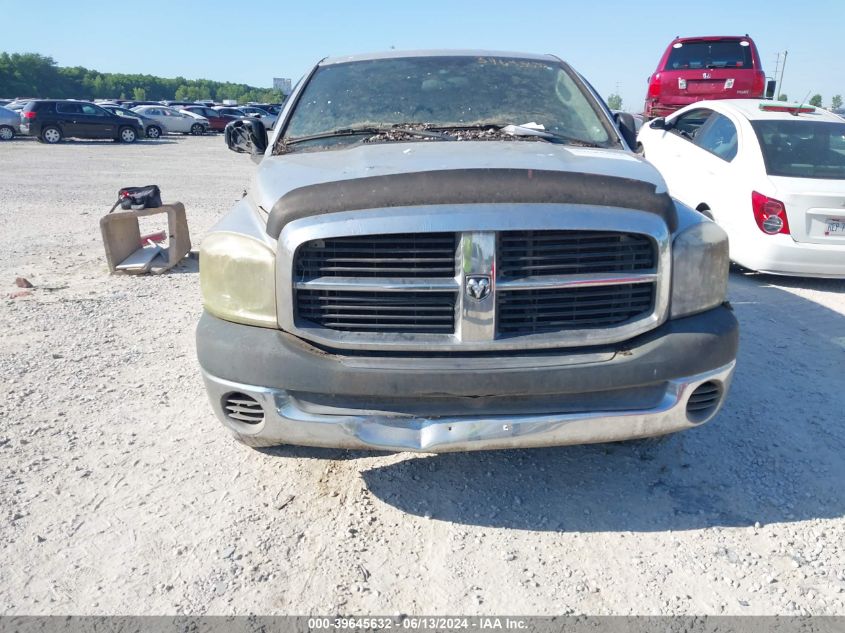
[644,35,766,119]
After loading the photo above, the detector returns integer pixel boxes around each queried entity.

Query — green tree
[0,52,61,96]
[175,84,200,101]
[777,94,788,102]
[809,94,823,107]
[832,94,843,110]
[0,50,279,103]
[607,93,623,110]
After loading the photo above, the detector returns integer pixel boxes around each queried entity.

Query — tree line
[0,52,285,104]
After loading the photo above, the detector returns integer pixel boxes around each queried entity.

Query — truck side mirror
[765,80,777,100]
[613,112,638,149]
[225,118,267,162]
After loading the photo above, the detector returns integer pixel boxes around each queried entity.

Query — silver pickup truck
[196,50,738,452]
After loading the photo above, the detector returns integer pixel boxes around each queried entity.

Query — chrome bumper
[201,362,735,453]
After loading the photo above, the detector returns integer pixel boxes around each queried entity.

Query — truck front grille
[296,289,456,333]
[285,216,669,351]
[498,283,656,335]
[499,230,655,277]
[296,233,457,278]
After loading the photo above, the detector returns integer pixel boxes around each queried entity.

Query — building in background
[273,78,292,95]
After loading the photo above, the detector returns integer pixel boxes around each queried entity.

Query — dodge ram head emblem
[465,275,491,301]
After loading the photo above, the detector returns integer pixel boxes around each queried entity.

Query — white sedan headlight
[670,221,730,319]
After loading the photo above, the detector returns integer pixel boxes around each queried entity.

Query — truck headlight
[670,221,729,319]
[200,232,277,327]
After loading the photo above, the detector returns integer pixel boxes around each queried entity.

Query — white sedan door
[640,108,716,209]
[681,111,745,226]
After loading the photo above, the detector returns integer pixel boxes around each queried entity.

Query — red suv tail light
[22,111,36,119]
[647,74,661,99]
[752,191,790,235]
[751,71,765,97]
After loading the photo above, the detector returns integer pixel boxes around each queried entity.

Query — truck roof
[319,49,560,66]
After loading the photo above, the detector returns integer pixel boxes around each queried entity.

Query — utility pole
[777,50,788,100]
[772,52,781,89]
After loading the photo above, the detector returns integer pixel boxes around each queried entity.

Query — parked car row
[3,99,213,143]
[1,98,280,142]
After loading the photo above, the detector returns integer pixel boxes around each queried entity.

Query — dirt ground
[1,135,844,616]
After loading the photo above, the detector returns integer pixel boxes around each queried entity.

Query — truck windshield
[282,56,614,148]
[752,120,845,179]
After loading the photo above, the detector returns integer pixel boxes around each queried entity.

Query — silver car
[238,105,278,129]
[0,106,20,140]
[131,105,209,135]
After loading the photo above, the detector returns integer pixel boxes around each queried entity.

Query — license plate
[825,218,845,235]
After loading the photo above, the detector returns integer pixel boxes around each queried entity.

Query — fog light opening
[222,392,265,425]
[686,381,723,424]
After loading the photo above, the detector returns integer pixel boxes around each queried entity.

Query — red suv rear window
[666,40,753,70]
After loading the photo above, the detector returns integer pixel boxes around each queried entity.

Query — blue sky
[2,0,843,110]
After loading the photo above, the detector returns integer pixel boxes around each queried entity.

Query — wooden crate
[100,203,191,274]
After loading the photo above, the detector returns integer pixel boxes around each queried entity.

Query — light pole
[777,50,788,100]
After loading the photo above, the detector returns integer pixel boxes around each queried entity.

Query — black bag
[108,185,162,212]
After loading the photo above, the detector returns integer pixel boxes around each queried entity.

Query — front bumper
[197,307,738,452]
[202,363,735,452]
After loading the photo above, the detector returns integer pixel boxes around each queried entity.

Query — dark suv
[20,100,145,144]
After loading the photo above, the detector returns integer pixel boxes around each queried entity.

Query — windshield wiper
[283,122,604,149]
[285,125,451,145]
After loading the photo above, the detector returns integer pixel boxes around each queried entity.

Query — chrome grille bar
[293,277,459,292]
[497,272,658,291]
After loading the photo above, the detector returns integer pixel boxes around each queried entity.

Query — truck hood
[251,140,667,212]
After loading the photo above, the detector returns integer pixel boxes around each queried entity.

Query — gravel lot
[1,135,844,616]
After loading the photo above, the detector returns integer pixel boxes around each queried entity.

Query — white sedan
[638,99,845,278]
[132,105,209,135]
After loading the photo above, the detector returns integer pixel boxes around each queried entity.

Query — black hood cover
[266,168,677,238]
